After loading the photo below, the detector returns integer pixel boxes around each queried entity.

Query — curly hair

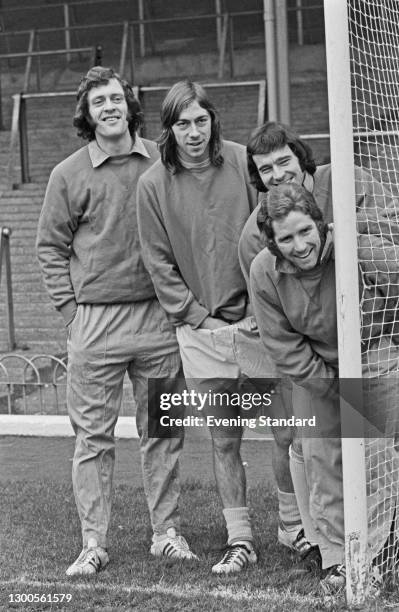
[158,80,223,174]
[247,122,317,192]
[73,66,143,141]
[257,183,328,258]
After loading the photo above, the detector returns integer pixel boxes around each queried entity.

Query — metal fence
[6,80,267,188]
[0,1,326,101]
[0,353,136,415]
[0,353,67,415]
[0,1,325,54]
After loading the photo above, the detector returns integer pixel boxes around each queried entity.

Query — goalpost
[324,0,399,605]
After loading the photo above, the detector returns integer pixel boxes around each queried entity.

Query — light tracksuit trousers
[292,383,398,569]
[67,300,184,549]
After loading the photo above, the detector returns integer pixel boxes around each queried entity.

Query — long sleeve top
[239,164,398,286]
[36,137,159,325]
[137,140,258,327]
[250,232,338,393]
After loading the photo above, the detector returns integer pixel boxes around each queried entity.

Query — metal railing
[0,353,67,414]
[0,13,254,130]
[115,14,237,83]
[0,353,135,415]
[2,39,96,89]
[0,15,243,83]
[0,227,15,351]
[6,80,266,189]
[0,40,98,129]
[0,4,325,131]
[7,90,73,187]
[0,2,325,51]
[0,44,96,92]
[0,12,258,66]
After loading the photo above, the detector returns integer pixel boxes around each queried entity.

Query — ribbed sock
[152,527,177,543]
[289,444,318,545]
[277,489,302,532]
[87,537,99,549]
[223,506,253,545]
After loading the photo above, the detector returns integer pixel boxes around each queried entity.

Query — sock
[223,506,253,545]
[152,527,177,543]
[277,489,302,532]
[87,537,99,549]
[86,537,106,550]
[289,444,318,545]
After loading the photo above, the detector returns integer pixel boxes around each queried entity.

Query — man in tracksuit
[36,66,197,577]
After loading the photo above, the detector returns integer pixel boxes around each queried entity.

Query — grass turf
[1,433,398,611]
[0,480,314,611]
[1,480,397,612]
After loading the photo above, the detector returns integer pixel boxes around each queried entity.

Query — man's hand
[198,316,229,330]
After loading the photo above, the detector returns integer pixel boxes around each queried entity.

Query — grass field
[0,480,319,612]
[1,435,399,611]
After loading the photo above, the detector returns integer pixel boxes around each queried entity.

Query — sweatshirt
[239,163,398,285]
[137,140,258,327]
[250,231,338,390]
[36,136,159,325]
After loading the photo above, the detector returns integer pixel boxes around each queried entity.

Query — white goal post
[324,0,367,605]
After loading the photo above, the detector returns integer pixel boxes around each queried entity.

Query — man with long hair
[36,67,196,576]
[137,80,295,573]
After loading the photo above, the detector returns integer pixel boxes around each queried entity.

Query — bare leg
[211,434,246,507]
[272,436,295,493]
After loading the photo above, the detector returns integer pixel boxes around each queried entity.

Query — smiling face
[253,144,304,190]
[87,78,129,144]
[171,100,212,163]
[272,210,321,270]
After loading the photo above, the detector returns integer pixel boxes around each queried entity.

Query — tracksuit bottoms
[67,300,184,548]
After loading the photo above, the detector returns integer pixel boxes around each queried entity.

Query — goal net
[350,0,399,590]
[325,0,399,604]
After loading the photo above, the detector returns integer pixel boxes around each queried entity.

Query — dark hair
[73,66,143,141]
[158,80,223,173]
[247,121,317,192]
[257,183,328,258]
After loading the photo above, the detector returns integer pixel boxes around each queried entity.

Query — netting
[348,0,399,585]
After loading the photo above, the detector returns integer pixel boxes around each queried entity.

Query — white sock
[152,527,177,542]
[289,444,318,545]
[223,506,253,545]
[277,489,302,532]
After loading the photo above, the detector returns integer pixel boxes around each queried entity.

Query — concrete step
[0,338,65,354]
[0,291,46,301]
[0,319,63,330]
[0,213,42,222]
[0,325,66,341]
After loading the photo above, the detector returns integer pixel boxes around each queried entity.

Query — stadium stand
[0,0,330,410]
